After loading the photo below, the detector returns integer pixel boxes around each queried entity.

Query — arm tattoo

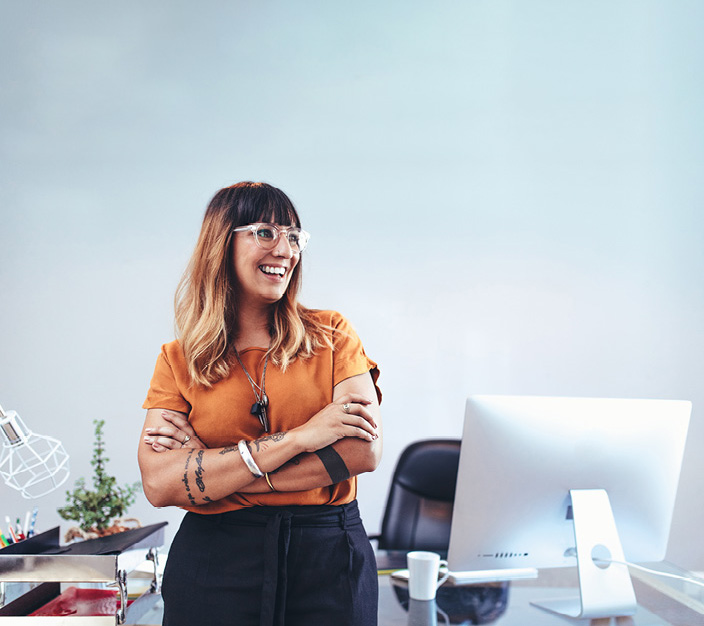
[182,450,197,506]
[315,446,351,484]
[252,432,286,452]
[195,449,206,492]
[219,446,237,455]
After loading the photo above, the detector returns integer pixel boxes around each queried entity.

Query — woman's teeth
[260,265,286,276]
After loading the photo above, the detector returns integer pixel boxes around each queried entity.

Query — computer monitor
[447,395,691,619]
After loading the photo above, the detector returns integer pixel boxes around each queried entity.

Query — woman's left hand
[142,410,207,452]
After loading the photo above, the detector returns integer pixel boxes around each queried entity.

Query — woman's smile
[233,230,299,305]
[259,264,288,279]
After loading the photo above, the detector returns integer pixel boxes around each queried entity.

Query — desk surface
[378,560,704,626]
[132,558,704,625]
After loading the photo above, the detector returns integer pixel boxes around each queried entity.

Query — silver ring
[342,403,350,413]
[181,434,192,447]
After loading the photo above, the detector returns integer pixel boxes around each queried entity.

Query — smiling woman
[231,221,303,307]
[172,183,324,386]
[137,182,382,626]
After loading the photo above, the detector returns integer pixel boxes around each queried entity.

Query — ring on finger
[342,403,350,413]
[181,434,192,447]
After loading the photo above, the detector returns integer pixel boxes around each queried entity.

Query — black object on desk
[43,523,168,555]
[391,582,510,625]
[0,523,167,557]
[0,527,61,555]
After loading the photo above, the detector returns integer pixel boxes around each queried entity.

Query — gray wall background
[2,1,703,569]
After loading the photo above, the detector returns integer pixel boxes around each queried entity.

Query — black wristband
[315,446,351,484]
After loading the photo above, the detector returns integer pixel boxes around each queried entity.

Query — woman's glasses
[233,223,310,253]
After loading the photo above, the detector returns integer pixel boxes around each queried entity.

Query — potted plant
[58,419,141,541]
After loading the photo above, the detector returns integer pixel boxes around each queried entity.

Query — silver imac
[447,395,691,619]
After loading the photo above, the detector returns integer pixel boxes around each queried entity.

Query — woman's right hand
[293,392,378,453]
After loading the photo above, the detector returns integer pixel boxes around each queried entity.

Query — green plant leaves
[57,419,141,532]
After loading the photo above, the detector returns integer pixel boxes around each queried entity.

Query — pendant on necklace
[250,400,270,433]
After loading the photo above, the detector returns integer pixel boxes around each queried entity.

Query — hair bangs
[231,182,301,228]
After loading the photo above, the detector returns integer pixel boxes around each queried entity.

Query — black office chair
[371,439,461,555]
[374,439,511,625]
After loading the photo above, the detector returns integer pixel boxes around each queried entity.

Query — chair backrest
[377,439,461,554]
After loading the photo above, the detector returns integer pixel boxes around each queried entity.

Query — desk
[121,558,704,625]
[378,560,704,626]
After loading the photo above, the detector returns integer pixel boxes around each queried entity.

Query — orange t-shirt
[143,310,381,514]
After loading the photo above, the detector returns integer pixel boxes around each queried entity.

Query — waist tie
[212,501,361,626]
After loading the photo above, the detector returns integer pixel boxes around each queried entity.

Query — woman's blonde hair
[175,182,331,387]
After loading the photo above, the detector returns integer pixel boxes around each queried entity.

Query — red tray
[30,587,120,616]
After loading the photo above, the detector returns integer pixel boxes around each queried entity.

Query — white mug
[406,551,450,601]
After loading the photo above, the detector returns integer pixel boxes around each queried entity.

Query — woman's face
[232,223,300,308]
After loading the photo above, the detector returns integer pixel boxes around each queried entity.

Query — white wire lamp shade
[0,403,70,499]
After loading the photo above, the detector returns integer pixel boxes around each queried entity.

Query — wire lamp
[0,402,70,499]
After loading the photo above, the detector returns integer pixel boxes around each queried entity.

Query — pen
[5,516,17,543]
[23,511,30,538]
[0,531,8,547]
[16,517,25,541]
[28,507,38,538]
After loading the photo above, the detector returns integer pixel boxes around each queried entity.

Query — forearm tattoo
[252,432,286,452]
[315,446,351,484]
[219,446,237,455]
[182,450,197,506]
[181,449,212,505]
[195,450,206,492]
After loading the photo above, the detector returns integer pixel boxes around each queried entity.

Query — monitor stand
[532,488,637,619]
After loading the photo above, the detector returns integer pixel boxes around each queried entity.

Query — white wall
[2,1,703,569]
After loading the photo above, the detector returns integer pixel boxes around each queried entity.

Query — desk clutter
[386,558,511,624]
[0,509,38,547]
[0,522,166,623]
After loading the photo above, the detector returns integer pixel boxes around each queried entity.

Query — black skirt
[162,500,378,626]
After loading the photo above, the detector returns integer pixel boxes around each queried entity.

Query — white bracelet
[238,439,264,478]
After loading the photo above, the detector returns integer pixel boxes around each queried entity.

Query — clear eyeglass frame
[232,223,310,253]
